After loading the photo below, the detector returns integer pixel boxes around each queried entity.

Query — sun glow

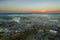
[40,10,47,12]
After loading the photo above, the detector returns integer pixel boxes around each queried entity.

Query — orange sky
[0,0,60,12]
[0,9,60,12]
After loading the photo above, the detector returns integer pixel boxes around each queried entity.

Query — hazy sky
[0,0,60,12]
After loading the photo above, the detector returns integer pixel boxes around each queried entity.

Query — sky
[0,0,60,12]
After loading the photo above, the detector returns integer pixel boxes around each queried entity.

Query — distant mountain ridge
[0,12,60,16]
